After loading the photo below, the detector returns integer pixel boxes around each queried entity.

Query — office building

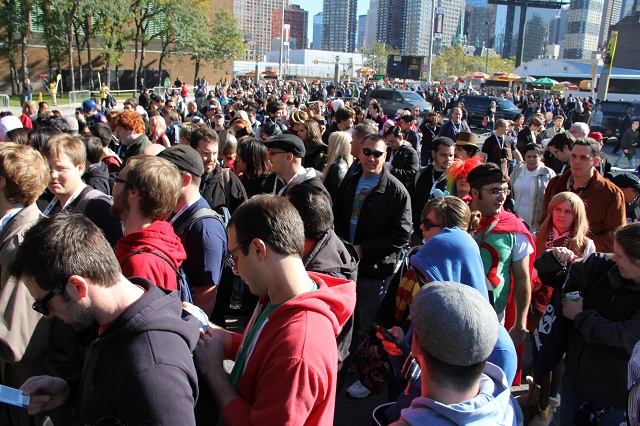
[312,13,323,50]
[364,0,379,49]
[272,4,308,50]
[322,0,357,52]
[358,14,367,51]
[564,0,622,59]
[235,0,283,61]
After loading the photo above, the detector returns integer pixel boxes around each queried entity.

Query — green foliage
[362,41,399,75]
[94,0,132,69]
[431,46,515,82]
[188,10,245,70]
[36,0,67,66]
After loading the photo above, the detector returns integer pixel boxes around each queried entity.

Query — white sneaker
[346,380,372,398]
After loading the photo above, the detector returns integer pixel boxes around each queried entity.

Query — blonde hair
[323,131,353,180]
[535,191,591,257]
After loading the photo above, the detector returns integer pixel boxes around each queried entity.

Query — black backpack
[122,249,193,304]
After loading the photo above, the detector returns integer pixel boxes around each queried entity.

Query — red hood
[259,271,355,336]
[116,220,186,268]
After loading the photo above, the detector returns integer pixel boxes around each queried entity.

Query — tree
[94,0,132,86]
[36,0,67,79]
[186,10,244,84]
[362,41,398,76]
[0,0,23,94]
[156,0,206,80]
[129,0,169,91]
[431,46,515,82]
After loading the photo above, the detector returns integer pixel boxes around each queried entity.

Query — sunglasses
[362,147,385,158]
[223,240,250,268]
[421,218,441,231]
[32,283,64,316]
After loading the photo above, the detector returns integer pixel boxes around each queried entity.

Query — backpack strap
[221,168,232,210]
[74,188,113,214]
[174,206,225,237]
[122,248,178,274]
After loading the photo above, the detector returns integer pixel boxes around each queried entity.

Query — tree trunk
[158,52,164,83]
[140,35,147,91]
[85,14,93,91]
[75,30,83,90]
[105,64,111,87]
[20,3,29,81]
[21,32,29,82]
[132,25,141,92]
[66,4,77,92]
[10,64,17,96]
[194,59,200,86]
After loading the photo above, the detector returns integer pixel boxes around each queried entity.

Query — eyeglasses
[113,176,130,186]
[32,283,64,316]
[362,147,385,158]
[49,167,75,176]
[480,187,510,196]
[421,218,441,231]
[223,240,251,268]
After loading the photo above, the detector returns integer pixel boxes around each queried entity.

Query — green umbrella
[532,77,559,86]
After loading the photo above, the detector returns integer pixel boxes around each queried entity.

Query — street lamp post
[485,45,490,74]
[334,56,340,86]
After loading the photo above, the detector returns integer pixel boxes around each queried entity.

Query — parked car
[365,88,432,116]
[599,101,640,138]
[457,95,521,127]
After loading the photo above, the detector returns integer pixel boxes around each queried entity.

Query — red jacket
[115,220,186,291]
[223,272,356,426]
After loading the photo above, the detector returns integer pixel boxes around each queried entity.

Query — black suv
[600,101,640,138]
[457,95,521,126]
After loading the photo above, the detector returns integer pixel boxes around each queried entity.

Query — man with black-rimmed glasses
[192,195,355,425]
[468,162,534,385]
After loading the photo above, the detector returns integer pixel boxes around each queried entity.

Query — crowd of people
[0,76,638,426]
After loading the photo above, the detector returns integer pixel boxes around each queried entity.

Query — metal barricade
[0,94,9,108]
[68,90,91,105]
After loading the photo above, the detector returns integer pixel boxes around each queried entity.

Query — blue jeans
[614,151,636,169]
[560,376,627,426]
[355,274,394,344]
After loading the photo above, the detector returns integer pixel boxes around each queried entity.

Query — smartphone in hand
[373,323,395,343]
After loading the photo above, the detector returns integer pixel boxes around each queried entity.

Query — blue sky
[304,0,371,44]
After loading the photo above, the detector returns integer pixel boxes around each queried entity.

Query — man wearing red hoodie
[111,155,186,291]
[193,195,356,426]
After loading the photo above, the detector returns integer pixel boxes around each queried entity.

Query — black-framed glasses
[113,176,130,186]
[481,187,510,196]
[223,240,251,268]
[32,283,64,316]
[362,147,385,158]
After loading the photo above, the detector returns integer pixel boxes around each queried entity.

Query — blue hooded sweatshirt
[400,362,523,425]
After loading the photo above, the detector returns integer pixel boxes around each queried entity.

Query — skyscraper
[364,0,379,49]
[358,15,367,51]
[402,0,432,55]
[564,0,622,59]
[377,0,406,51]
[312,13,323,50]
[272,4,309,50]
[322,0,358,52]
[235,0,285,61]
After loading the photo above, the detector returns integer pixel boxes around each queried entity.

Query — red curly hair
[112,110,145,134]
